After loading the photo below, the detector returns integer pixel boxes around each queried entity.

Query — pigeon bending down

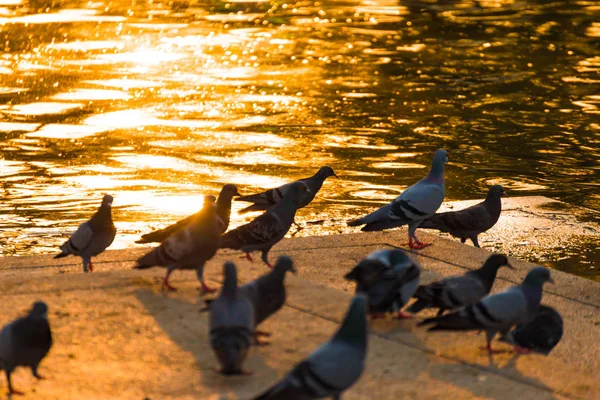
[0,301,53,395]
[419,267,554,353]
[236,166,337,214]
[220,182,310,268]
[345,249,421,319]
[348,149,448,250]
[419,185,506,247]
[54,194,117,273]
[499,305,563,355]
[210,262,255,375]
[252,294,368,400]
[133,199,221,293]
[239,256,296,342]
[407,253,513,316]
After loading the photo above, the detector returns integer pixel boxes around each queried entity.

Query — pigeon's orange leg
[88,260,94,272]
[199,281,217,294]
[370,312,386,320]
[162,271,177,292]
[240,252,254,262]
[407,237,432,250]
[395,310,414,319]
[480,343,506,354]
[513,345,533,355]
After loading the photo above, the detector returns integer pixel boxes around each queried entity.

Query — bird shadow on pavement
[134,288,277,399]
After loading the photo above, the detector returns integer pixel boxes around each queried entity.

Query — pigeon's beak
[234,190,241,197]
[333,173,339,178]
[548,277,555,284]
[501,189,507,197]
[506,262,515,270]
[290,266,298,274]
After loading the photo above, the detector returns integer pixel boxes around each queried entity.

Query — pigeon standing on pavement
[345,249,421,319]
[237,166,337,214]
[239,256,296,343]
[419,185,506,247]
[252,294,368,400]
[209,262,255,375]
[419,267,554,353]
[0,301,53,395]
[136,184,240,244]
[499,305,563,355]
[133,199,221,293]
[348,149,448,249]
[407,253,513,316]
[220,182,310,268]
[54,194,117,273]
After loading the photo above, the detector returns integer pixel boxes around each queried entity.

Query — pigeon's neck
[216,195,234,224]
[222,272,238,298]
[425,163,445,184]
[90,205,114,230]
[470,265,500,293]
[272,195,299,221]
[520,283,543,316]
[333,308,367,349]
[483,193,502,219]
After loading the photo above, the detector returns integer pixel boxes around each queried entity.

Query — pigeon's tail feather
[421,310,483,331]
[406,298,430,314]
[347,218,365,227]
[136,232,164,244]
[418,215,446,230]
[134,250,162,269]
[53,252,69,259]
[348,205,392,227]
[239,203,268,214]
[361,217,409,232]
[219,231,243,250]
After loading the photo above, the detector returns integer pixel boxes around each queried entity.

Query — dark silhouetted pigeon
[500,305,563,354]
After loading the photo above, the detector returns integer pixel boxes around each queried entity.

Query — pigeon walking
[348,149,448,249]
[237,166,337,214]
[210,262,255,375]
[252,294,368,400]
[419,185,506,247]
[54,194,117,272]
[221,182,310,268]
[345,249,421,319]
[137,185,239,244]
[499,305,563,355]
[419,267,554,353]
[133,199,221,293]
[407,254,513,316]
[0,301,53,395]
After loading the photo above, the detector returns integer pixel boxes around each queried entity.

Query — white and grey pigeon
[407,253,513,316]
[252,294,368,400]
[0,301,53,395]
[344,249,421,319]
[133,199,221,293]
[209,262,255,375]
[236,166,337,214]
[419,267,554,353]
[348,149,448,249]
[419,185,506,247]
[220,182,310,268]
[54,194,117,272]
[499,305,563,355]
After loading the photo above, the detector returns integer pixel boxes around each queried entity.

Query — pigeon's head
[287,181,311,203]
[30,301,48,318]
[387,249,414,269]
[523,267,554,287]
[335,293,368,344]
[101,194,114,208]
[274,255,296,274]
[221,261,239,296]
[203,195,217,207]
[483,253,514,271]
[317,166,338,179]
[489,185,507,198]
[433,149,448,164]
[220,184,240,199]
[428,149,448,179]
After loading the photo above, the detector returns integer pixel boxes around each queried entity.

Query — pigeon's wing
[424,275,488,310]
[0,322,15,364]
[421,203,493,233]
[11,317,53,363]
[61,221,94,255]
[237,182,294,206]
[390,181,445,221]
[137,214,194,243]
[221,213,284,250]
[504,305,563,354]
[347,203,398,228]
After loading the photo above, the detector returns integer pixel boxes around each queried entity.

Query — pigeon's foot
[162,277,177,292]
[266,262,273,269]
[33,373,47,380]
[215,368,253,376]
[9,388,24,395]
[199,283,217,295]
[513,345,533,355]
[255,331,272,337]
[370,312,387,320]
[240,253,254,262]
[395,310,414,319]
[480,344,506,354]
[407,238,432,250]
[254,338,271,346]
[88,261,94,272]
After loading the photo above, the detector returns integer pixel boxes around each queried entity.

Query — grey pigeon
[419,267,554,353]
[220,182,310,268]
[136,185,239,244]
[209,262,255,375]
[499,305,563,355]
[54,194,117,272]
[345,249,421,319]
[239,256,296,342]
[419,185,506,247]
[407,254,513,316]
[348,149,447,249]
[252,294,368,400]
[237,166,337,214]
[133,199,221,292]
[0,301,52,395]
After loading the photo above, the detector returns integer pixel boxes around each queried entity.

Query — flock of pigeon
[0,149,564,398]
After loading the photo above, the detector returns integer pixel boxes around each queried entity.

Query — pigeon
[348,149,448,249]
[237,166,337,214]
[0,301,53,395]
[419,185,506,247]
[54,194,117,273]
[220,182,310,268]
[239,256,296,342]
[209,262,255,375]
[252,294,368,400]
[499,305,563,355]
[345,249,421,319]
[133,198,221,293]
[407,253,513,316]
[419,267,554,353]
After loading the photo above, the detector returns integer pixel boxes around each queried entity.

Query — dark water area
[0,0,598,278]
